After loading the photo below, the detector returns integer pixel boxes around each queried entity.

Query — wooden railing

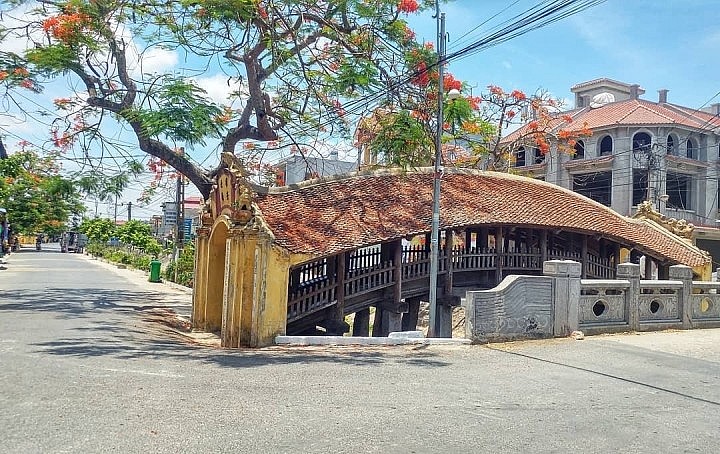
[287,276,336,323]
[287,245,615,323]
[345,261,394,297]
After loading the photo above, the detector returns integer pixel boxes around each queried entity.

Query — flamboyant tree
[1,0,441,198]
[0,147,84,234]
[354,49,592,172]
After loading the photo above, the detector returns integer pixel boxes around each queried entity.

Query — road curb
[275,334,471,346]
[80,253,193,295]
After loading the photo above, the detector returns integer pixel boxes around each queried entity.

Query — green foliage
[115,220,162,256]
[25,44,78,74]
[124,77,225,146]
[2,0,442,195]
[445,97,475,133]
[79,217,116,243]
[164,244,195,287]
[369,110,433,168]
[0,150,84,234]
[180,0,258,21]
[86,241,166,279]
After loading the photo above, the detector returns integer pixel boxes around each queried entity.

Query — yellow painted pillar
[192,227,210,329]
[222,228,256,348]
[239,232,259,346]
[204,221,229,332]
[250,233,290,347]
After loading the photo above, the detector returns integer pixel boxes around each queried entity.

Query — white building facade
[512,78,720,225]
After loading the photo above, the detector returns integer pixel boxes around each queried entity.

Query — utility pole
[428,0,446,338]
[174,147,186,283]
[127,201,132,221]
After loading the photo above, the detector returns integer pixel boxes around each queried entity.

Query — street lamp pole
[428,2,446,337]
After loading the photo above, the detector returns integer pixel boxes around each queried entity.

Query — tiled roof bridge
[253,168,708,266]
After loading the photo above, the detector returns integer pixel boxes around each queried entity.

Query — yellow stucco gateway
[192,153,300,347]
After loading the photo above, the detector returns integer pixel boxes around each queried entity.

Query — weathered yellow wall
[205,219,229,332]
[191,230,210,329]
[192,197,325,347]
[619,248,630,263]
[693,262,712,281]
[252,244,291,346]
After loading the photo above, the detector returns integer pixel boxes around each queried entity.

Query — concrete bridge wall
[465,261,720,343]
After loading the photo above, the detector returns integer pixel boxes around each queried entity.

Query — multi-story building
[507,78,720,260]
[160,201,178,240]
[274,152,357,186]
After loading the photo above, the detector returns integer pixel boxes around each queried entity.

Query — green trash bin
[149,259,162,283]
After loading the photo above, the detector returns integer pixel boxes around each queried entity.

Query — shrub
[164,244,195,287]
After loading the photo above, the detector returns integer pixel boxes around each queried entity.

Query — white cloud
[133,46,179,76]
[0,113,36,135]
[193,74,247,106]
[1,3,43,55]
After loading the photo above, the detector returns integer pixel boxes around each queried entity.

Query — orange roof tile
[504,98,720,145]
[254,168,708,266]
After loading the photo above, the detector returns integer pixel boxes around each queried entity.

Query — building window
[686,138,698,159]
[632,169,648,206]
[599,135,613,156]
[667,135,678,156]
[533,147,545,164]
[515,147,526,167]
[666,172,692,210]
[632,132,652,153]
[572,172,612,206]
[573,140,585,159]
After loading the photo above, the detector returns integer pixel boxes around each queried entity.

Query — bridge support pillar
[382,311,403,335]
[353,309,371,336]
[401,297,422,331]
[436,295,461,338]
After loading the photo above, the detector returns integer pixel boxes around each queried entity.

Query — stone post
[543,260,581,337]
[669,264,693,329]
[353,308,370,336]
[617,263,640,331]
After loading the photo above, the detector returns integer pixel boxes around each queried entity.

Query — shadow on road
[1,287,451,369]
[0,287,186,318]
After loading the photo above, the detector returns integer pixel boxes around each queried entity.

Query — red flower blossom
[443,74,462,91]
[397,0,419,14]
[488,85,504,96]
[510,90,526,101]
[412,61,430,87]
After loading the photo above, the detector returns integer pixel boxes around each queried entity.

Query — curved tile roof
[504,99,720,144]
[253,168,708,266]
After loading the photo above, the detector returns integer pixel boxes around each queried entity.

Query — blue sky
[3,0,720,220]
[411,0,720,109]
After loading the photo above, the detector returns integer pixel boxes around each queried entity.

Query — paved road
[1,246,719,453]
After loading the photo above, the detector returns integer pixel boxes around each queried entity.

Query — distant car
[61,231,87,253]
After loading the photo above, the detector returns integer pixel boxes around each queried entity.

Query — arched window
[666,135,678,156]
[533,147,545,164]
[573,140,585,159]
[632,132,652,152]
[686,138,698,159]
[599,135,613,156]
[515,147,525,167]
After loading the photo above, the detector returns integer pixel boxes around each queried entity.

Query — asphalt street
[0,244,719,453]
